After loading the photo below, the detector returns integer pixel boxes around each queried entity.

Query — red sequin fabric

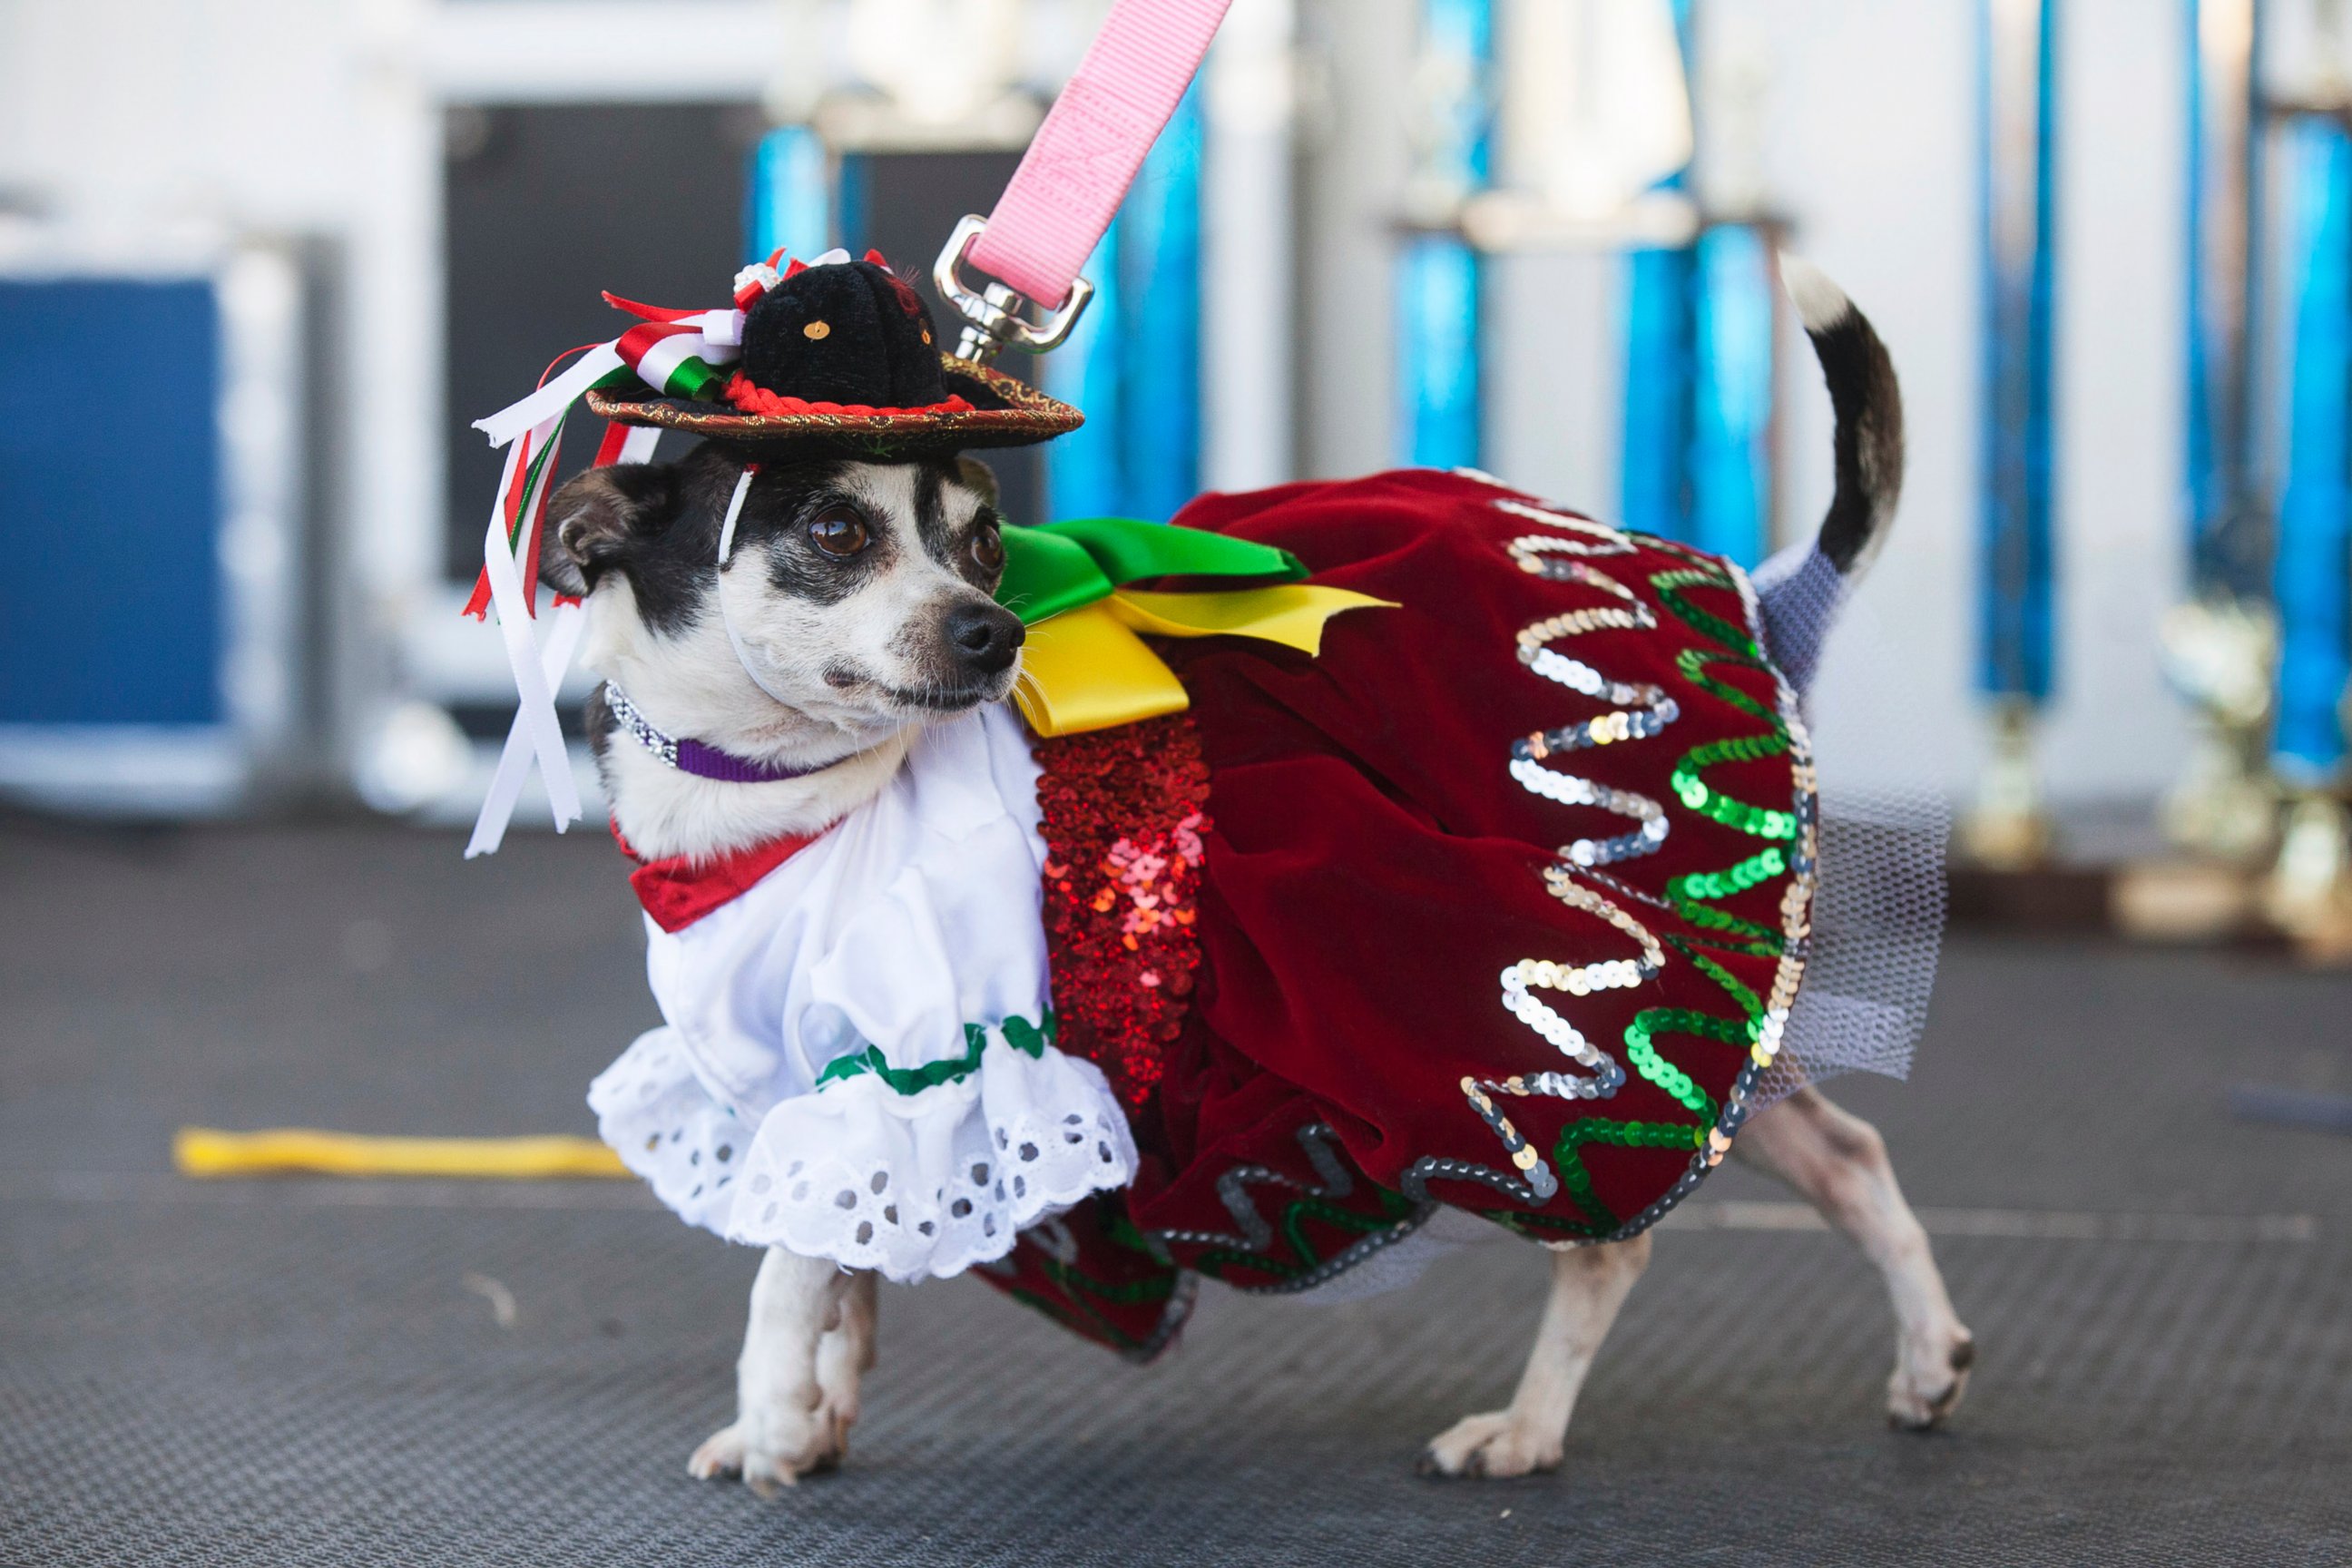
[1033,715,1212,1112]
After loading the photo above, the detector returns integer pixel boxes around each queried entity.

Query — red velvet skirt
[981,468,1815,1357]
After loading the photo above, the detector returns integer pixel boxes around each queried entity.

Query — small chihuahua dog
[541,256,1972,1486]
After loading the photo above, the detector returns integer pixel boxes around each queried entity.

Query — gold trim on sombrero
[584,353,1083,448]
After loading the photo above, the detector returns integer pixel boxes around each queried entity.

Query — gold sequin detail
[804,320,831,340]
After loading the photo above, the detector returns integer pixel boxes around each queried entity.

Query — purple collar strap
[604,684,844,785]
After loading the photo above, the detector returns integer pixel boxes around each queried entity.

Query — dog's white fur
[1417,1091,1975,1478]
[565,415,1969,1486]
[686,1253,877,1487]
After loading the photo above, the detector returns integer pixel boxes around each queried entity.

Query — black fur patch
[1804,308,1906,575]
[912,462,951,564]
[738,463,902,607]
[550,446,999,661]
[569,450,730,637]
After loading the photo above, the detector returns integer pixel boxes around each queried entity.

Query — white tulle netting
[1752,540,1950,1107]
[1759,785,1949,1103]
[590,1025,1138,1283]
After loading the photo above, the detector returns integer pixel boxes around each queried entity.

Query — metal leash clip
[932,214,1097,365]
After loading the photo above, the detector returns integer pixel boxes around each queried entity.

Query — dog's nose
[945,603,1024,676]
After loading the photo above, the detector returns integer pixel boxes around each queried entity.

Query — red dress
[977,468,1817,1357]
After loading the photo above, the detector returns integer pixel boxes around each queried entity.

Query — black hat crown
[739,254,950,411]
[581,248,1082,453]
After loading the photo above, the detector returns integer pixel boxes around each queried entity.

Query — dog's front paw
[1887,1327,1975,1431]
[687,1397,852,1489]
[1416,1411,1563,1480]
[687,1422,750,1481]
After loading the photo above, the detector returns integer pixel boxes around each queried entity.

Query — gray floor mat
[3,818,2348,1565]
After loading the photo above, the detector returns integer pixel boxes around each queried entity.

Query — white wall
[0,0,368,237]
[1295,0,2195,809]
[1747,0,2189,806]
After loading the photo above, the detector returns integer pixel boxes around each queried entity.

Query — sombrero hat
[586,250,1082,457]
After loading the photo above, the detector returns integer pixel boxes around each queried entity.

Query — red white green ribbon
[472,409,580,840]
[464,275,768,853]
[466,422,661,858]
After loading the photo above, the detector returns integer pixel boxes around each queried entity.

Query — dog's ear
[955,456,1001,511]
[541,464,677,597]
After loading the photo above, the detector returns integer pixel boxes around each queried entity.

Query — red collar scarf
[612,821,821,934]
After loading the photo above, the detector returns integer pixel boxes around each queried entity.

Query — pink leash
[965,0,1231,309]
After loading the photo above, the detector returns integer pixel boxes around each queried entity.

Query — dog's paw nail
[689,1424,750,1480]
[1949,1338,1977,1373]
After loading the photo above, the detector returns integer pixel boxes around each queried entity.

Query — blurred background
[5,6,2351,1562]
[9,0,2352,944]
[7,0,2347,915]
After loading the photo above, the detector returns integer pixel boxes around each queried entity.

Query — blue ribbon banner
[1397,0,1491,471]
[1977,0,2059,703]
[1045,83,1204,523]
[747,125,831,269]
[2182,0,2262,600]
[1619,0,1774,570]
[2271,116,2352,781]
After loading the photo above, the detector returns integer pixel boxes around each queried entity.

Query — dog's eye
[807,508,871,559]
[968,523,1004,573]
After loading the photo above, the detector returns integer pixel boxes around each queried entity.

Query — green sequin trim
[1545,557,1804,1231]
[1669,846,1787,903]
[814,1011,1055,1095]
[1004,1202,1186,1356]
[1189,1186,1421,1283]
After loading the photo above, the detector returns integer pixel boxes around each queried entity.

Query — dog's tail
[1753,256,1906,695]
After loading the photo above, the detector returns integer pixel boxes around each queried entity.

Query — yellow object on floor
[173,1127,630,1180]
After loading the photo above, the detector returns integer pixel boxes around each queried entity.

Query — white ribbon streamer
[713,466,806,710]
[474,315,750,447]
[694,309,746,347]
[480,411,583,835]
[466,424,662,857]
[716,464,758,564]
[474,344,623,449]
[466,600,588,858]
[613,424,663,466]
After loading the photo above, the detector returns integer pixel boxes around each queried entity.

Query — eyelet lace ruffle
[591,1024,1136,1282]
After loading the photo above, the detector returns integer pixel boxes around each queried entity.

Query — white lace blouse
[587,703,1137,1282]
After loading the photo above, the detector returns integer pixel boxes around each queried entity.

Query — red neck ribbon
[612,821,820,934]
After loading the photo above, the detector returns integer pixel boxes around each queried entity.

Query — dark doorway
[443,101,760,580]
[838,149,1044,525]
[445,113,1059,583]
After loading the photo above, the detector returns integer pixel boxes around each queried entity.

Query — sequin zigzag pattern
[1153,1123,1428,1296]
[1466,501,1818,1244]
[1444,502,1677,1202]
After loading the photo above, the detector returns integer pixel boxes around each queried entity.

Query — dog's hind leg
[688,1249,866,1487]
[1417,1232,1651,1479]
[1732,1087,1975,1428]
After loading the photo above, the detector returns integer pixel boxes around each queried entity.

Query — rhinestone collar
[603,684,848,785]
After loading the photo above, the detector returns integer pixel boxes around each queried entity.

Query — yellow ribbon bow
[997,517,1393,737]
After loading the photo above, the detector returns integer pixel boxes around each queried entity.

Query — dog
[542,259,1973,1486]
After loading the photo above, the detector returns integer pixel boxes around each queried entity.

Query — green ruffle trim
[812,1012,1056,1096]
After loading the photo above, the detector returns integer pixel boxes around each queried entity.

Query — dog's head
[542,445,1024,758]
